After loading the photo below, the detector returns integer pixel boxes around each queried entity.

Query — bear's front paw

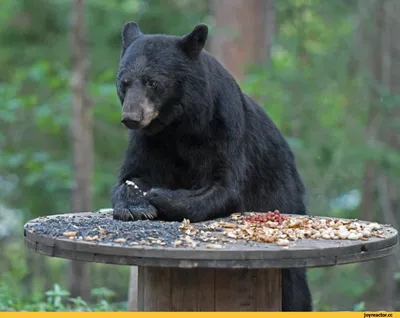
[146,188,192,221]
[113,203,158,221]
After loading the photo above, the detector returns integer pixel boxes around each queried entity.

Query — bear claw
[113,204,158,221]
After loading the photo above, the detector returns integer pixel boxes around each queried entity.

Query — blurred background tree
[0,0,399,311]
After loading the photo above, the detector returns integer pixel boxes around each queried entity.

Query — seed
[369,222,381,230]
[276,239,289,246]
[173,240,183,246]
[206,244,223,249]
[311,232,321,239]
[63,231,77,237]
[362,230,371,238]
[84,235,98,241]
[348,233,359,240]
[322,232,331,240]
[304,230,312,238]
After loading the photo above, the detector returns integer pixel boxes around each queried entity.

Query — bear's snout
[121,97,159,130]
[121,112,143,130]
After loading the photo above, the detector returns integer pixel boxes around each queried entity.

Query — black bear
[111,22,312,311]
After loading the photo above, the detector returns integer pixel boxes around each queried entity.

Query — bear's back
[239,93,306,214]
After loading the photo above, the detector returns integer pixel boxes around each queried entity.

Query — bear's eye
[146,80,158,89]
[120,78,131,93]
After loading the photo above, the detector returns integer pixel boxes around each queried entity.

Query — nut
[276,239,289,246]
[347,233,359,240]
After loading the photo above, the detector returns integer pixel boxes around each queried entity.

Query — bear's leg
[146,185,241,222]
[112,178,158,221]
[282,268,313,311]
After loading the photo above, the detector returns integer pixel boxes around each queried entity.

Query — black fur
[111,22,312,311]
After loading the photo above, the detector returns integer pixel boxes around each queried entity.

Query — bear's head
[116,22,210,136]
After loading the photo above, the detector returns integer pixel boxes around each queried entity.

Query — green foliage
[0,0,207,310]
[242,0,364,218]
[0,0,398,312]
[0,283,123,312]
[0,0,209,219]
[0,240,129,311]
[241,0,399,310]
[353,301,366,312]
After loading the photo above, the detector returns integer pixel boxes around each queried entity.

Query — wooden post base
[137,266,282,311]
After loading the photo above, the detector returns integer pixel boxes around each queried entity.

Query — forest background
[0,0,399,312]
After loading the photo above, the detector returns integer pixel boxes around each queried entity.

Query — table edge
[24,235,399,268]
[23,214,399,268]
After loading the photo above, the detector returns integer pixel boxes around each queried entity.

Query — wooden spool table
[23,210,398,311]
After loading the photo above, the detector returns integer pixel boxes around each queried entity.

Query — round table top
[23,210,399,269]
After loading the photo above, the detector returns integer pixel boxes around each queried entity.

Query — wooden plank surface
[136,267,281,311]
[24,237,399,269]
[256,268,282,310]
[170,268,216,311]
[23,212,399,269]
[138,266,172,311]
[24,211,398,312]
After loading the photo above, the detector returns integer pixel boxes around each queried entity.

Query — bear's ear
[121,22,143,57]
[180,24,208,59]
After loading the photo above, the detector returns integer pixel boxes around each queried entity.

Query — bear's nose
[121,113,142,129]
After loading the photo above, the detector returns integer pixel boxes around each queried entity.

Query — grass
[0,283,126,312]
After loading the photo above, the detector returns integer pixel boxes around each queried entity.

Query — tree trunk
[209,0,275,83]
[377,0,400,309]
[359,0,382,224]
[68,0,92,301]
